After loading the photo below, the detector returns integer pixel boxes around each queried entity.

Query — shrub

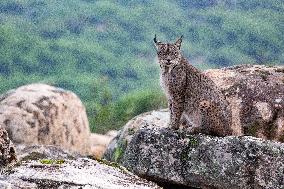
[93,89,167,133]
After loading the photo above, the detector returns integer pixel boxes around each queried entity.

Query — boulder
[0,83,91,155]
[104,110,169,162]
[204,65,284,141]
[0,145,161,189]
[104,110,284,189]
[0,127,16,168]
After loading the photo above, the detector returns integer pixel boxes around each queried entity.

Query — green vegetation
[113,139,128,163]
[186,135,199,147]
[39,159,65,165]
[21,152,47,161]
[0,0,283,133]
[94,89,167,133]
[180,135,199,162]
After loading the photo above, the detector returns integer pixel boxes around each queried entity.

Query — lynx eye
[170,51,178,56]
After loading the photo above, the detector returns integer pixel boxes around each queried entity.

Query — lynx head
[154,35,183,67]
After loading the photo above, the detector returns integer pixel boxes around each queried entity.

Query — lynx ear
[175,35,183,49]
[153,34,162,51]
[153,34,158,44]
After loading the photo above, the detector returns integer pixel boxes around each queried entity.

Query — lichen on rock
[104,109,284,189]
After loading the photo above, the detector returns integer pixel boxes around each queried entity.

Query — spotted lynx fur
[154,35,233,136]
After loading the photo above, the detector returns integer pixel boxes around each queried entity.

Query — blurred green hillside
[0,0,283,133]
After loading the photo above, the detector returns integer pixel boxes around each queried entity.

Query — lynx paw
[168,122,180,130]
[187,126,202,134]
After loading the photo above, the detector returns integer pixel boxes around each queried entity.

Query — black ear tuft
[175,35,183,49]
[154,34,158,44]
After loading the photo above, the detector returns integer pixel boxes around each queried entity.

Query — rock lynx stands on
[154,36,233,136]
[0,84,91,155]
[205,65,284,141]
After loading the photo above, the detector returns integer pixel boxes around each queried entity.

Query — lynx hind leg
[199,100,233,136]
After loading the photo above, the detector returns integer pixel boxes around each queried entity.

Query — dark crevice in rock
[157,182,200,189]
[266,108,280,140]
[21,178,86,189]
[16,100,25,108]
[38,123,50,142]
[3,119,11,127]
[26,121,36,128]
[51,89,66,95]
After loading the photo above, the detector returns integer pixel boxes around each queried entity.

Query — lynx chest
[160,65,178,99]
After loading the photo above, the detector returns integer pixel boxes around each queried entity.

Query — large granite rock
[0,84,91,155]
[104,110,284,189]
[0,127,16,168]
[0,145,161,189]
[205,65,284,141]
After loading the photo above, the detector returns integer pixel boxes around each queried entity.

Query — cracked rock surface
[0,144,161,189]
[104,110,284,189]
[0,158,161,189]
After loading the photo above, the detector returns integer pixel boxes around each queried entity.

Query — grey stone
[104,110,284,189]
[1,157,161,189]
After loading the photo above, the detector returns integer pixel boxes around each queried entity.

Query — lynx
[154,35,233,136]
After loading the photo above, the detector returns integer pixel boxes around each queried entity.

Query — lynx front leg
[169,97,184,130]
[168,66,186,130]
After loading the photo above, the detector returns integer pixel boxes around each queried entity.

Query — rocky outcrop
[0,127,16,168]
[205,65,284,141]
[104,110,169,163]
[104,110,284,189]
[1,145,161,189]
[0,84,91,155]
